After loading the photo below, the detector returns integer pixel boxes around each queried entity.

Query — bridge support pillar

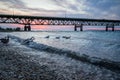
[80,24,83,31]
[112,27,114,31]
[24,24,31,31]
[74,24,83,31]
[74,26,77,31]
[24,25,27,31]
[106,24,114,31]
[106,26,108,31]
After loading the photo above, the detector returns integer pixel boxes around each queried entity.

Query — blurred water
[9,31,120,62]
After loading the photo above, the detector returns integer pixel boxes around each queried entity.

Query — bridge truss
[0,14,120,31]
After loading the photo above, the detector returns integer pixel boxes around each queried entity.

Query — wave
[9,35,120,73]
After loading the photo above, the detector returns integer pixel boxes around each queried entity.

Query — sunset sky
[0,0,120,30]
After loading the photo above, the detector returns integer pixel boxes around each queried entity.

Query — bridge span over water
[0,14,120,31]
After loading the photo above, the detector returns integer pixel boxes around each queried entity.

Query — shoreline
[9,35,120,73]
[0,36,120,80]
[0,42,58,80]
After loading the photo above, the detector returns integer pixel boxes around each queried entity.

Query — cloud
[0,0,120,19]
[0,0,66,16]
[83,0,120,19]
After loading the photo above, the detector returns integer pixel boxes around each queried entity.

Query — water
[9,31,120,62]
[1,31,120,79]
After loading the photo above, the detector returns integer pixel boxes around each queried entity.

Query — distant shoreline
[0,30,120,32]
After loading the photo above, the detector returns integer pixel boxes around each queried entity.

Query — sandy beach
[0,34,120,80]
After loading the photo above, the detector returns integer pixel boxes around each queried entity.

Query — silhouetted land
[0,27,21,32]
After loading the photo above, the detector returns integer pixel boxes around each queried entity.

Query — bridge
[0,14,120,31]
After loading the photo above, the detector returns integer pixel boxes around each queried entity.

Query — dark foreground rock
[0,44,58,80]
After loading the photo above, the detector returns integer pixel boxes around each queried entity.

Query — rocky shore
[0,36,120,80]
[0,43,59,80]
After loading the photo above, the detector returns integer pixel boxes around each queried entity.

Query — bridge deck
[0,14,120,23]
[0,14,120,31]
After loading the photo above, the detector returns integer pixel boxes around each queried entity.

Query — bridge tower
[74,24,83,31]
[24,23,31,31]
[106,24,114,31]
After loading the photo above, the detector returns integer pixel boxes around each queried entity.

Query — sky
[0,0,120,30]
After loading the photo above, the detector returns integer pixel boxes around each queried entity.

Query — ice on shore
[0,32,120,80]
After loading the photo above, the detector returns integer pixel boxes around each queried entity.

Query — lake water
[9,31,120,62]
